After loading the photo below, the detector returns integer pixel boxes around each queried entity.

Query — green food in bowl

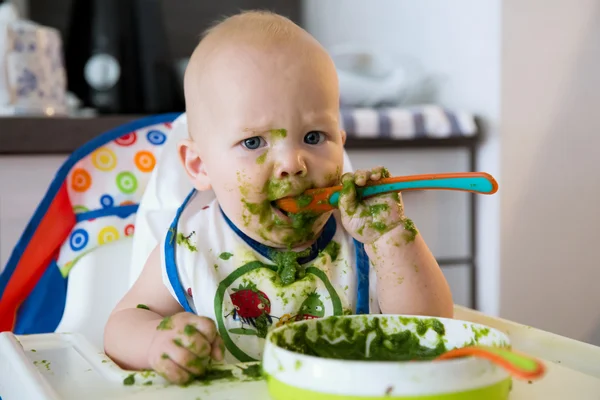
[263,315,512,399]
[270,315,449,361]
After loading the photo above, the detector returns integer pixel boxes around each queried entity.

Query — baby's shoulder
[178,194,221,229]
[174,194,236,256]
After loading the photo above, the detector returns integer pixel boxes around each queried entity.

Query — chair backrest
[0,113,180,334]
[54,238,133,349]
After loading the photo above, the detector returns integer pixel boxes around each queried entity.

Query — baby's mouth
[271,200,292,217]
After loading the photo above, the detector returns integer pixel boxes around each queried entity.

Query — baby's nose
[275,154,307,178]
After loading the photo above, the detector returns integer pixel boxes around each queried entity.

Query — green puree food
[295,194,313,208]
[200,368,234,381]
[271,248,311,286]
[241,363,263,378]
[270,316,448,361]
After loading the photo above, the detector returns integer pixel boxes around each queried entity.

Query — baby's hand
[147,312,224,384]
[338,167,404,244]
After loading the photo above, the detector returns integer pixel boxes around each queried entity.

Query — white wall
[500,0,600,345]
[304,0,600,346]
[302,0,502,316]
[8,0,27,18]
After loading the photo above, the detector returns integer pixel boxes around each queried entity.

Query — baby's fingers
[339,173,359,215]
[369,166,390,181]
[169,337,209,377]
[354,170,371,186]
[180,315,218,344]
[175,325,212,358]
[211,335,225,362]
[150,345,194,384]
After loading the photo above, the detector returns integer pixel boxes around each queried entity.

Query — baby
[104,11,453,384]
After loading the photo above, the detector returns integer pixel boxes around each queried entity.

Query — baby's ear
[340,129,347,145]
[178,139,212,191]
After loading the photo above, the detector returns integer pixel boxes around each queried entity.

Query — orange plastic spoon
[435,346,546,381]
[275,172,498,214]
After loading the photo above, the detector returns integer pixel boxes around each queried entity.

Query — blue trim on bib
[164,190,196,313]
[220,209,337,264]
[354,240,370,314]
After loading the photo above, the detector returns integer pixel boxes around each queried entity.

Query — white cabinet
[0,156,66,270]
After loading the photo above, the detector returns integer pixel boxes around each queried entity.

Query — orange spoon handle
[435,346,546,381]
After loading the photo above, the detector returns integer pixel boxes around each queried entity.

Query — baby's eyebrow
[303,111,338,125]
[242,127,287,136]
[242,127,267,134]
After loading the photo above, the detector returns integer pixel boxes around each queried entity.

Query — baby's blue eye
[242,136,265,150]
[304,131,325,145]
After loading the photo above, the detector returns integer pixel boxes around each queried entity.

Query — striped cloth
[340,105,477,139]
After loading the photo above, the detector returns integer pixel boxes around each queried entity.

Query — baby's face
[187,44,344,248]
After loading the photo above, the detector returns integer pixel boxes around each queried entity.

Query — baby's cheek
[315,165,343,187]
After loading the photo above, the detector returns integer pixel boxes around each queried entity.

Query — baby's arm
[366,224,453,317]
[338,168,453,317]
[104,246,224,384]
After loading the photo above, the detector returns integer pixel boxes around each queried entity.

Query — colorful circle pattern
[147,130,166,145]
[115,132,137,146]
[70,229,89,251]
[116,172,138,194]
[100,194,114,208]
[125,224,135,236]
[134,150,156,173]
[98,226,120,245]
[91,147,118,172]
[71,168,92,192]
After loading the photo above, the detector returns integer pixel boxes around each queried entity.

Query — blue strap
[75,205,139,222]
[164,190,196,313]
[14,260,67,334]
[354,239,370,314]
[221,208,337,264]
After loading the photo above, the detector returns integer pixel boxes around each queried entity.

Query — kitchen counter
[0,109,481,155]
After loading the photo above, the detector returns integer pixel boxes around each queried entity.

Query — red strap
[0,183,75,331]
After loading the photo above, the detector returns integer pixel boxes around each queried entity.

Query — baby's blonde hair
[202,10,302,43]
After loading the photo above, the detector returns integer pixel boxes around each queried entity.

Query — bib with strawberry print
[161,190,377,363]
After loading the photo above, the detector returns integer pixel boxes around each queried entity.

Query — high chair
[0,113,355,351]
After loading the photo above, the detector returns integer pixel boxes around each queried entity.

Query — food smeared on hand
[402,218,418,243]
[156,316,173,331]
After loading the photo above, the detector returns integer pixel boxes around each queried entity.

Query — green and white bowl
[263,315,512,400]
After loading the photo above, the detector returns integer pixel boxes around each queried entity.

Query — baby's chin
[235,210,332,250]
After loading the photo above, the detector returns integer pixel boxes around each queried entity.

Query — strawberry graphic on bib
[227,282,273,338]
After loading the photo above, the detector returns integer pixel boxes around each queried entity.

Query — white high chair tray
[1,306,600,399]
